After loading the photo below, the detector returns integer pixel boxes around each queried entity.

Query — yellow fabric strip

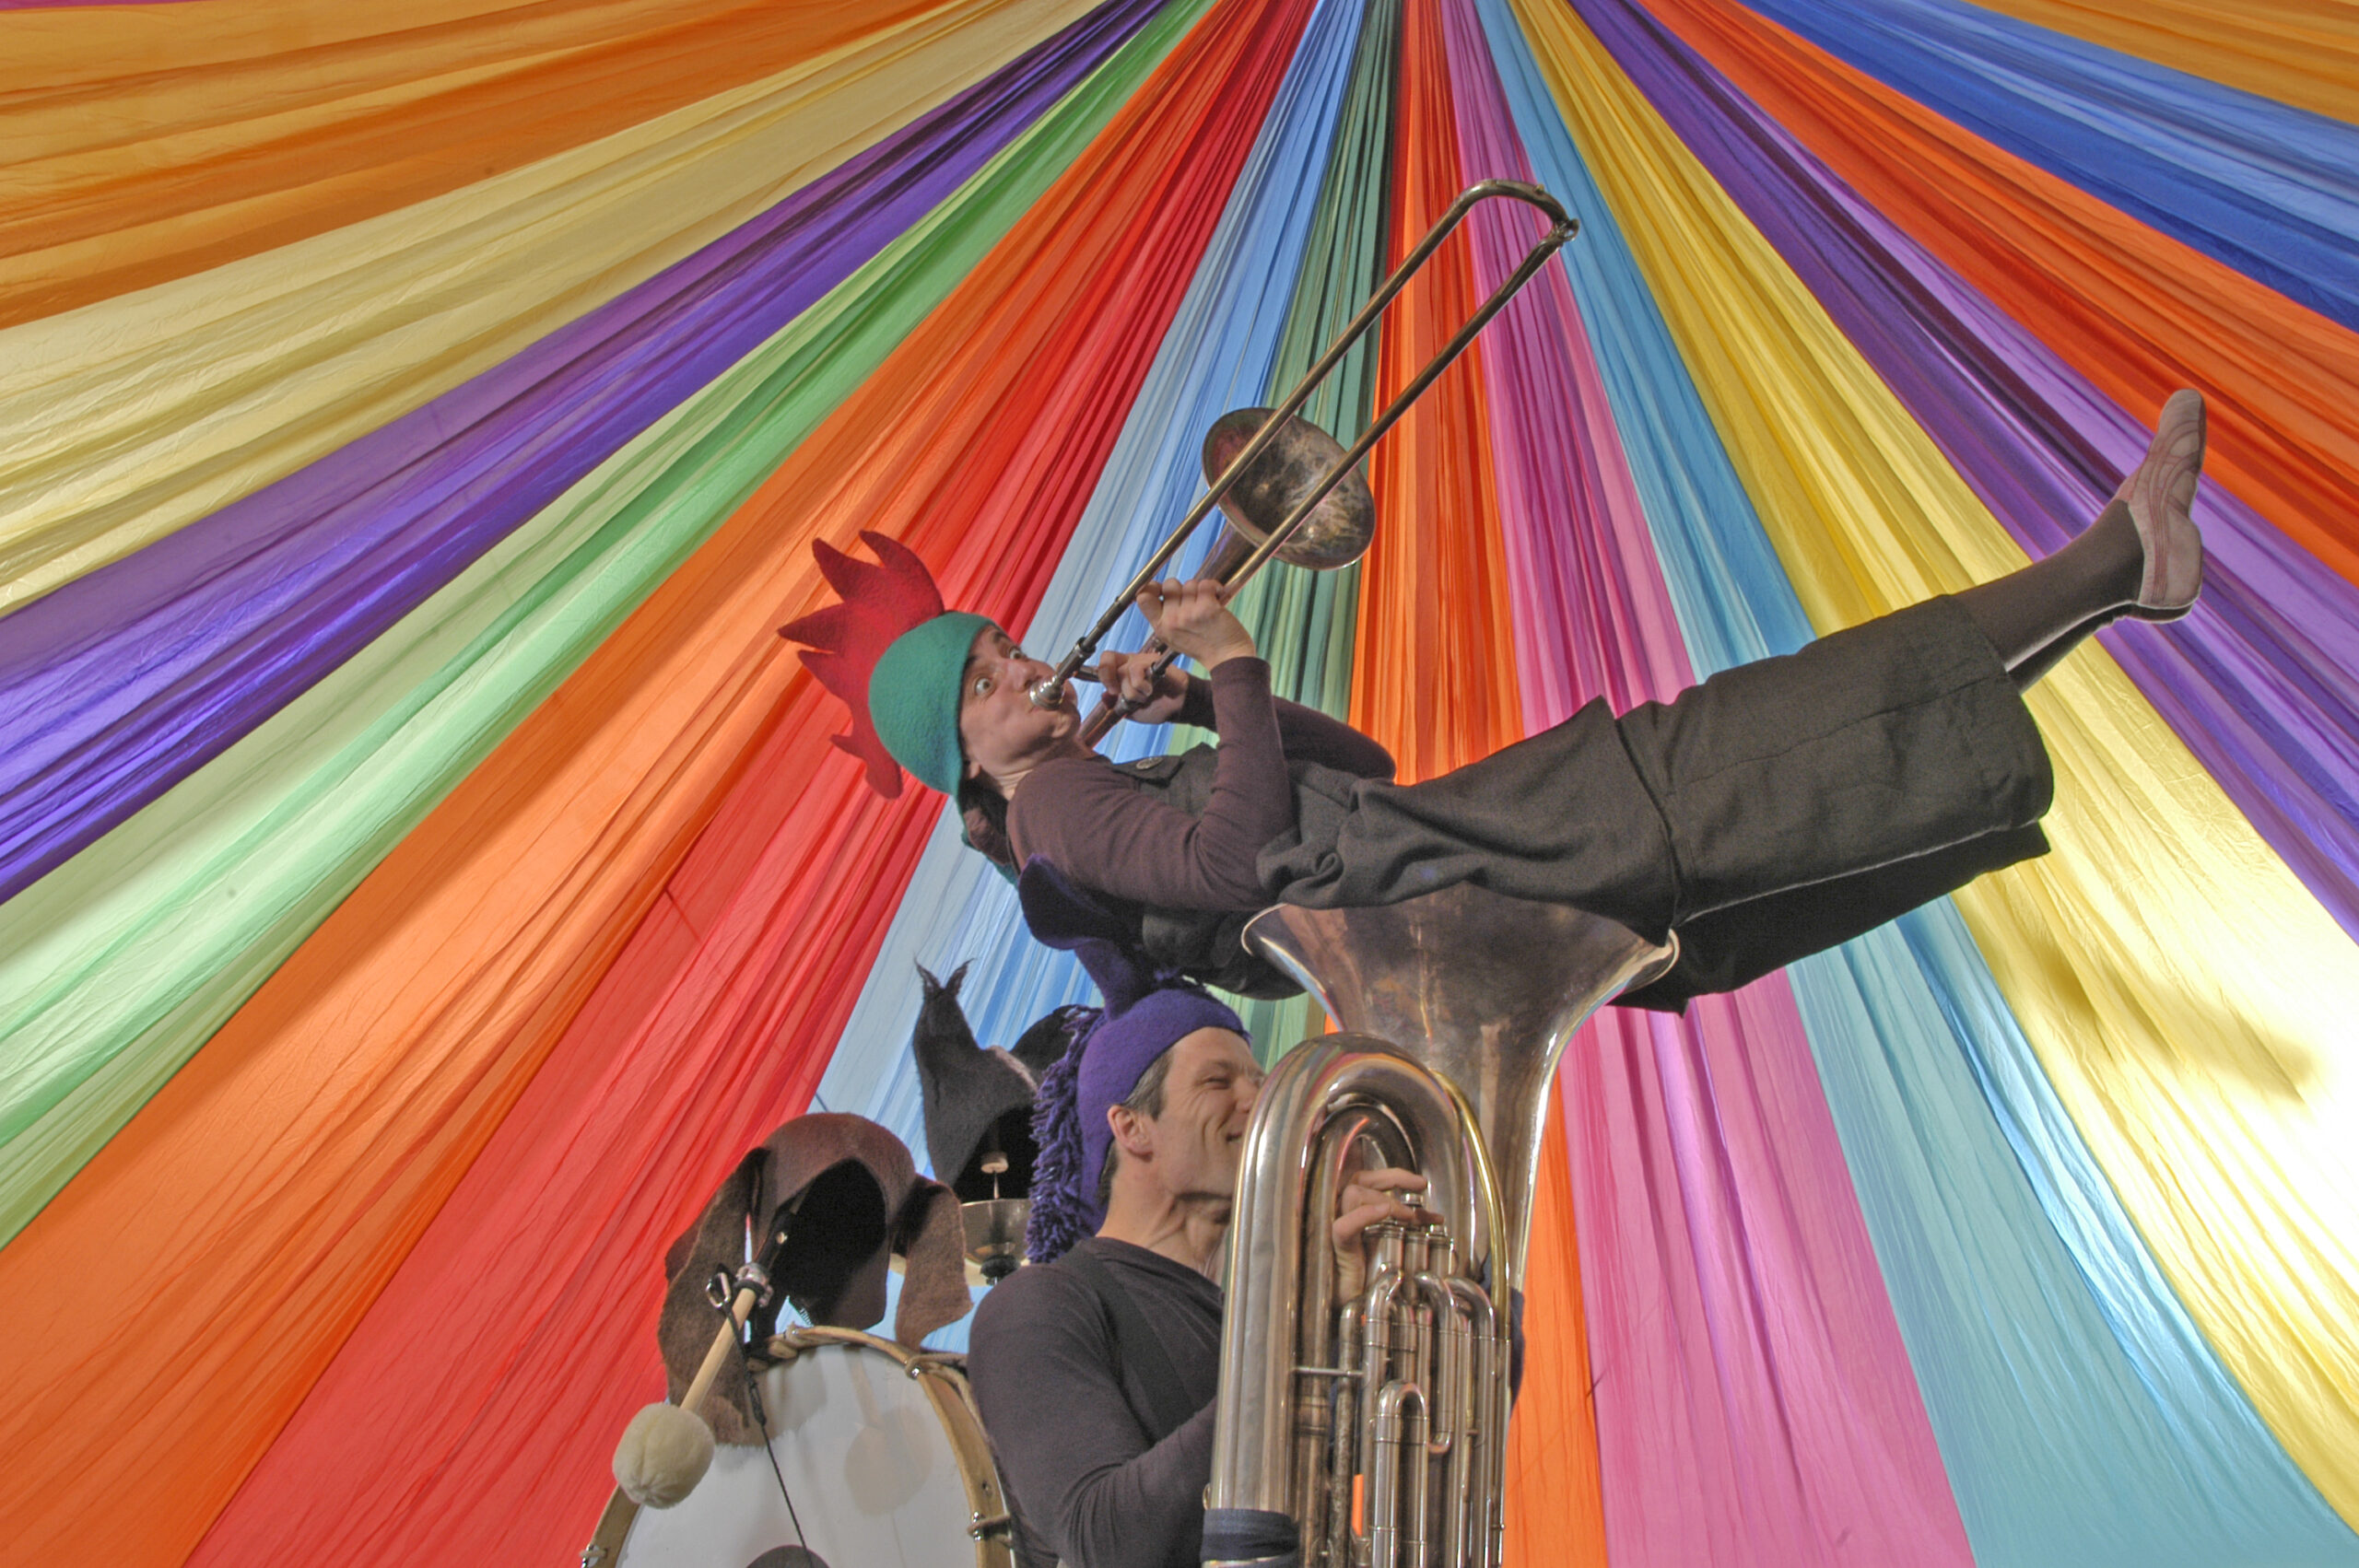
[0,0,1097,614]
[0,0,942,324]
[1966,0,2359,125]
[1514,0,2359,1524]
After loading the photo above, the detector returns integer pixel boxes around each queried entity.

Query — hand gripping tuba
[1203,884,1676,1568]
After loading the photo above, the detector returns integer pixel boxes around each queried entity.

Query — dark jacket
[966,1238,1223,1568]
[1004,599,2055,1013]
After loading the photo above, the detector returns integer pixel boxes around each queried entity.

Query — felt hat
[779,531,988,798]
[656,1113,968,1445]
[911,962,1090,1204]
[1017,859,1247,1262]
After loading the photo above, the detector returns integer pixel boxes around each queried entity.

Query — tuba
[1203,884,1675,1568]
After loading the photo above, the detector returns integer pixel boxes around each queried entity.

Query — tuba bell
[1203,884,1676,1568]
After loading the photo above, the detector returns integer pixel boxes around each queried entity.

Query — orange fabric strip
[1966,0,2359,124]
[178,685,953,1565]
[1364,5,1609,1563]
[6,0,590,88]
[0,0,942,326]
[1508,1108,1614,1568]
[1352,0,1524,779]
[0,0,1320,1559]
[1637,0,2359,591]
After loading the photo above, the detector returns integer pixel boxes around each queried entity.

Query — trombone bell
[1200,409,1376,575]
[1032,180,1577,725]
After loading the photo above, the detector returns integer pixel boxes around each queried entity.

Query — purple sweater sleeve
[1172,665,1394,778]
[1007,660,1392,912]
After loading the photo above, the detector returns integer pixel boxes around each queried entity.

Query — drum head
[618,1336,1007,1568]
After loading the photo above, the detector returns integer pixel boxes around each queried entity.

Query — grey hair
[1094,1049,1177,1211]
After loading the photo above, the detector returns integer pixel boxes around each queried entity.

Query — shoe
[2118,388,2205,622]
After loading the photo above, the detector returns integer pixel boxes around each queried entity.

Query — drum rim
[592,1325,1014,1568]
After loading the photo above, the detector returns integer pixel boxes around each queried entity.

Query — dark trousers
[1264,597,2054,1012]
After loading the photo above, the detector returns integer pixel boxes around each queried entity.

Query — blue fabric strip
[1740,0,2359,332]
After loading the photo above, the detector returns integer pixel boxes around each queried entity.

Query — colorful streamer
[0,0,956,325]
[2,0,2356,1563]
[816,0,1379,1161]
[1488,3,2358,1555]
[0,0,1106,612]
[1967,0,2359,123]
[1369,15,1605,1562]
[0,0,1167,1241]
[1623,0,2359,595]
[1446,7,1973,1562]
[1,0,1325,1557]
[1527,0,2359,1527]
[1747,0,2359,332]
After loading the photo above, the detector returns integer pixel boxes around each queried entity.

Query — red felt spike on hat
[780,532,946,798]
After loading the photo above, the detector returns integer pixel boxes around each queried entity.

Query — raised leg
[1954,389,2207,688]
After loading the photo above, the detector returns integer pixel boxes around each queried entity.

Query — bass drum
[604,1326,1014,1568]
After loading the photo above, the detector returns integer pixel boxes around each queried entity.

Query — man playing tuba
[965,868,1428,1568]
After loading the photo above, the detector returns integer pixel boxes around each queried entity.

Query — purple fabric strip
[0,0,1157,908]
[1571,0,2359,941]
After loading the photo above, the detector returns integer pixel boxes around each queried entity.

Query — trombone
[1027,180,1579,745]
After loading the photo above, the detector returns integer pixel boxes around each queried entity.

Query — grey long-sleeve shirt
[966,1237,1223,1568]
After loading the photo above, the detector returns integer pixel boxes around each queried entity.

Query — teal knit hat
[871,611,990,797]
[780,532,988,800]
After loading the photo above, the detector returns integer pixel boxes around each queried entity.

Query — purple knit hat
[1019,860,1244,1262]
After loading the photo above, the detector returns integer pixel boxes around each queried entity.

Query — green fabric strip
[0,0,1205,1246]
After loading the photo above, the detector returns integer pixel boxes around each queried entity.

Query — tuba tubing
[1203,884,1677,1568]
[1205,1041,1503,1565]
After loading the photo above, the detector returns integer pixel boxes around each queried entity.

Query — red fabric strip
[0,1,1315,1562]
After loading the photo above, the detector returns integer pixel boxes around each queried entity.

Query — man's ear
[1107,1102,1153,1160]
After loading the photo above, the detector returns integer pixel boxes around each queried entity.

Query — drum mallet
[613,1194,803,1508]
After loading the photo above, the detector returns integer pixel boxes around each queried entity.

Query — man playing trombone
[782,384,2210,1012]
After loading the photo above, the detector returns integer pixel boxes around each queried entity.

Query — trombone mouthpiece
[1027,677,1067,709]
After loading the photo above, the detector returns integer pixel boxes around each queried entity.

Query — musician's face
[1133,1027,1264,1206]
[958,623,1075,789]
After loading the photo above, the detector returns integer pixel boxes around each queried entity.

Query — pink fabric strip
[1435,2,1976,1561]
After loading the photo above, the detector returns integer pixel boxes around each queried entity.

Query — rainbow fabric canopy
[3,0,2356,1563]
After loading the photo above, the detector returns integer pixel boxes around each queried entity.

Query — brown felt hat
[911,962,1088,1203]
[655,1113,967,1445]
